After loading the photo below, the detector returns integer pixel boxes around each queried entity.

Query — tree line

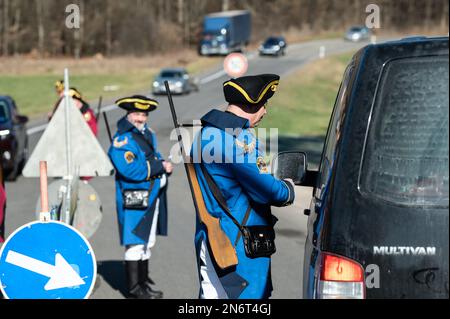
[0,0,448,58]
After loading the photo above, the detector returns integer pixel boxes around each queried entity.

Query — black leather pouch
[123,189,149,209]
[241,225,276,258]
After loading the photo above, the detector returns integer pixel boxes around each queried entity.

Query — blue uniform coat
[108,117,168,246]
[191,110,295,299]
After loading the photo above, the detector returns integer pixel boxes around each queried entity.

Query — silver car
[344,26,371,42]
[152,68,199,95]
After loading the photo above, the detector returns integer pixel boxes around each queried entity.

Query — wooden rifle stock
[164,81,237,269]
[186,163,238,269]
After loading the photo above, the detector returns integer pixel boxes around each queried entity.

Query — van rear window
[360,56,449,207]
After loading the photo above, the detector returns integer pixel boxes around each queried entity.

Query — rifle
[95,96,103,121]
[95,96,113,143]
[103,111,113,143]
[164,81,238,270]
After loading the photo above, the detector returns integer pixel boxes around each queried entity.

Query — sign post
[0,130,97,300]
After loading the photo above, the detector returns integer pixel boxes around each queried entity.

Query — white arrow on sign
[5,250,85,291]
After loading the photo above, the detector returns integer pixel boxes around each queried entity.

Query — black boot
[138,260,163,299]
[125,261,155,299]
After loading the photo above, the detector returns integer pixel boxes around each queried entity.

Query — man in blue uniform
[108,95,173,299]
[191,74,296,299]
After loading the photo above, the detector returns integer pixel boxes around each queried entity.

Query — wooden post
[39,161,50,222]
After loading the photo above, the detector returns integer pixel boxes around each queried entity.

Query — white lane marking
[199,70,227,85]
[27,124,49,135]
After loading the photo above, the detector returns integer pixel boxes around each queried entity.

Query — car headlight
[0,130,10,140]
[2,151,11,160]
[175,81,183,88]
[153,81,160,88]
[259,45,264,50]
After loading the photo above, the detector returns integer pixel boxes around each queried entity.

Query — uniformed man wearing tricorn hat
[191,74,296,299]
[108,95,173,299]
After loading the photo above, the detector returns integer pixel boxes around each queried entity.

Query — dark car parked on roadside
[0,96,29,181]
[0,161,6,244]
[274,37,449,298]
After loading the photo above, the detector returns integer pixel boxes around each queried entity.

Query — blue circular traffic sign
[0,221,96,299]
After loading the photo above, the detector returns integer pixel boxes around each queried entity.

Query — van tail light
[317,253,365,299]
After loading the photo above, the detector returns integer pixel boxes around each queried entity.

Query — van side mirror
[16,115,28,125]
[272,151,307,185]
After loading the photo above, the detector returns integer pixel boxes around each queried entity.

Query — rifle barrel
[103,112,113,143]
[165,81,187,159]
[96,96,103,121]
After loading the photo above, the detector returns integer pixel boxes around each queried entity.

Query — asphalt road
[2,38,375,299]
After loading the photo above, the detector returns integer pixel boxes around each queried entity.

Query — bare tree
[178,0,183,24]
[35,0,45,57]
[73,0,84,59]
[105,0,112,57]
[222,0,230,11]
[11,0,21,56]
[441,0,449,31]
[0,0,448,57]
[2,0,9,56]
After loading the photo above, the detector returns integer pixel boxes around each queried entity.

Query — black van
[274,37,449,299]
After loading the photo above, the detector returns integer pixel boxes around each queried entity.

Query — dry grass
[0,49,221,76]
[261,52,354,136]
[0,49,222,119]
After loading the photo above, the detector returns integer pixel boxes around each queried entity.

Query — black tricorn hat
[115,95,159,113]
[223,74,280,106]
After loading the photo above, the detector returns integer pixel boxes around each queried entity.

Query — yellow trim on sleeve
[146,161,151,180]
[223,80,279,104]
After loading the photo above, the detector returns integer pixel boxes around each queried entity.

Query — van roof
[373,36,448,48]
[355,36,448,64]
[206,10,250,18]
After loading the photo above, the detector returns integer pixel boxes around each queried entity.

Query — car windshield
[0,100,10,124]
[349,27,363,32]
[160,71,183,78]
[360,55,449,207]
[264,38,280,45]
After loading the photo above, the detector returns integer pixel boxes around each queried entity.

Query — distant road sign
[0,221,96,299]
[224,53,249,78]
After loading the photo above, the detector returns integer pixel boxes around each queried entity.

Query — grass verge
[0,51,221,119]
[261,51,355,137]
